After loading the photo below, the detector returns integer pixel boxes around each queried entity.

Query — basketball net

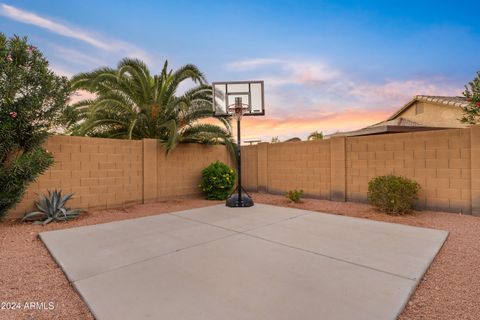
[227,97,250,120]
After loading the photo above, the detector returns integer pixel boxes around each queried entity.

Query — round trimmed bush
[200,161,236,200]
[367,174,420,215]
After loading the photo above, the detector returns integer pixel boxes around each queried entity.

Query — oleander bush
[200,161,236,200]
[367,174,420,215]
[0,34,70,220]
[286,189,304,203]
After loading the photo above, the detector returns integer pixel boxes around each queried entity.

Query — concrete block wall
[241,145,259,191]
[247,140,332,199]
[11,136,143,217]
[345,129,471,213]
[9,136,233,218]
[156,143,234,199]
[241,126,480,215]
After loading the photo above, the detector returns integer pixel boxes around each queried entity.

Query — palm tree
[67,58,233,153]
[307,131,323,140]
[271,136,280,143]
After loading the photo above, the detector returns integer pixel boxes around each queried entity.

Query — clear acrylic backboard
[212,80,265,117]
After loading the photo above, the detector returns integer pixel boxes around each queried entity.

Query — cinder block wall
[156,143,234,200]
[241,126,480,215]
[10,136,144,217]
[266,140,332,198]
[345,129,471,213]
[8,136,233,218]
[241,145,259,191]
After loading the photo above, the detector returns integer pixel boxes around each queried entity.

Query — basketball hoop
[212,81,265,208]
[227,97,250,120]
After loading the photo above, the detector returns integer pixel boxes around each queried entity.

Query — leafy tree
[68,58,233,153]
[308,130,323,140]
[271,136,280,143]
[0,34,70,219]
[460,71,480,124]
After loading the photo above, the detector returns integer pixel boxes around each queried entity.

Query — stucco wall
[396,101,467,128]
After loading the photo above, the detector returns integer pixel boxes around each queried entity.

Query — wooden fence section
[241,126,480,215]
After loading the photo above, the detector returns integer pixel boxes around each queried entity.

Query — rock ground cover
[1,194,478,319]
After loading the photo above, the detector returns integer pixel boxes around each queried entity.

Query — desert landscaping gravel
[1,193,479,320]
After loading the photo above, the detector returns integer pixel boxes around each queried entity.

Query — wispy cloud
[240,108,392,142]
[227,57,461,140]
[0,3,152,63]
[51,45,107,67]
[228,58,341,86]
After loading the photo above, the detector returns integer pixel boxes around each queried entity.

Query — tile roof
[414,95,469,108]
[388,95,468,120]
[327,95,468,138]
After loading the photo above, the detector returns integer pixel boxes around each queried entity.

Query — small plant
[286,189,304,203]
[200,161,236,200]
[21,190,82,225]
[367,175,420,215]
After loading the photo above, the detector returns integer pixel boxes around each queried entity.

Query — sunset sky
[1,0,479,142]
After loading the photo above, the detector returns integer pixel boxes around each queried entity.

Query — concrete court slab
[245,210,448,280]
[40,204,448,320]
[174,203,307,232]
[40,212,234,281]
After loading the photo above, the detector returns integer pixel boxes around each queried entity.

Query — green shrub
[22,190,82,225]
[367,175,420,215]
[286,189,304,203]
[200,161,236,200]
[0,34,70,220]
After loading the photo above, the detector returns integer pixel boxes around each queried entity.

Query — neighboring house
[283,137,302,143]
[328,95,469,138]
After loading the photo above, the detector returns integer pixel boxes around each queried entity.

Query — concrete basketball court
[40,204,448,320]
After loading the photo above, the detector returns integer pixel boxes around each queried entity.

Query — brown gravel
[1,193,479,319]
[0,198,222,320]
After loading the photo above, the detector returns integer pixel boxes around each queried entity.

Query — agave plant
[21,189,82,225]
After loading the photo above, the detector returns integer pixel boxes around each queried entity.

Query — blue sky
[1,0,479,141]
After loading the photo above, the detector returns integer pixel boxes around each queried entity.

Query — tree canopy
[307,131,323,140]
[0,34,70,219]
[68,58,233,153]
[460,71,480,124]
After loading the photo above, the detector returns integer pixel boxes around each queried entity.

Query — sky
[1,0,479,142]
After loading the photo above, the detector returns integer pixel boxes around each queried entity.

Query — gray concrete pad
[40,204,448,320]
[40,212,234,281]
[246,210,448,280]
[174,203,306,232]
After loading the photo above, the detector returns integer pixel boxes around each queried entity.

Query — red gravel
[1,194,479,319]
[0,198,221,320]
[253,193,480,320]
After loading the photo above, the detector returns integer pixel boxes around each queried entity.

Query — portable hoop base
[225,187,254,208]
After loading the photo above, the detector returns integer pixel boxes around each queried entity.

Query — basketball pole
[236,113,243,204]
[226,97,254,207]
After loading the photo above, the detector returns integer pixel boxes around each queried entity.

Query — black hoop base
[226,193,254,207]
[226,187,254,207]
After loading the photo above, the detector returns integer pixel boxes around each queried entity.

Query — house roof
[369,117,425,128]
[327,95,468,138]
[328,117,444,138]
[387,95,469,120]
